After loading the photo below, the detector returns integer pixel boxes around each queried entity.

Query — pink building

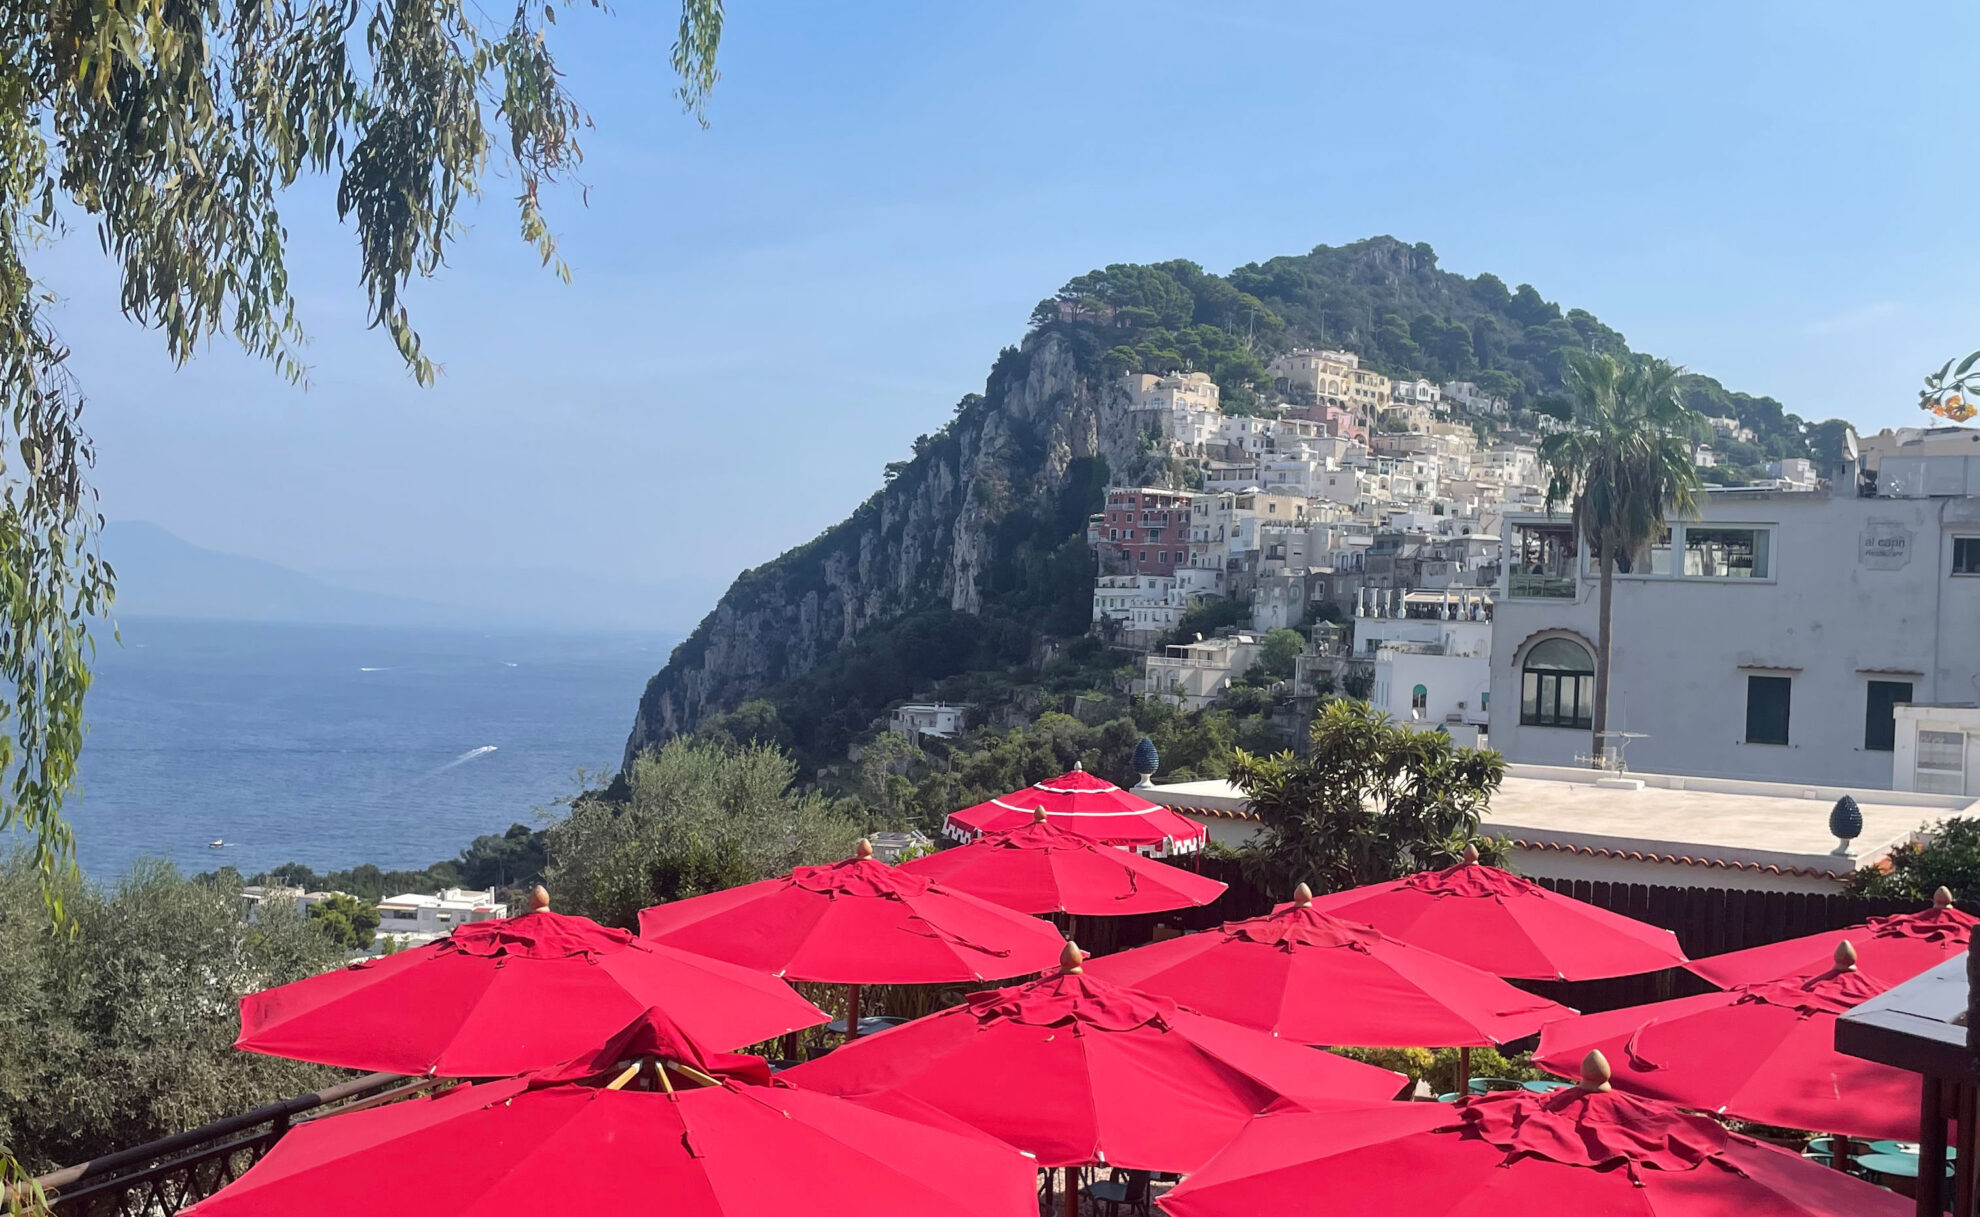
[1307,399,1367,443]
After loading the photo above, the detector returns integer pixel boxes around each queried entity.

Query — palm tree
[1540,352,1704,767]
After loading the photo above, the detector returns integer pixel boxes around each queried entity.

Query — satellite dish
[1843,427,1860,462]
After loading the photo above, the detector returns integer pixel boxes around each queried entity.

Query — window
[1864,680,1912,752]
[1745,676,1791,745]
[1411,684,1428,713]
[1684,527,1770,578]
[1509,524,1579,599]
[1955,537,1980,575]
[1520,638,1595,729]
[1623,526,1673,575]
[1917,729,1968,795]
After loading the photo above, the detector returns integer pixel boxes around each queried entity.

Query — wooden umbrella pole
[846,984,863,1039]
[1063,1166,1080,1217]
[1456,1046,1471,1097]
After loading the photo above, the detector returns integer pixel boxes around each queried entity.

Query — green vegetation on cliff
[1038,237,1841,466]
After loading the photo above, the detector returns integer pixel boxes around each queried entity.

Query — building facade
[1490,482,1980,787]
[1097,487,1194,576]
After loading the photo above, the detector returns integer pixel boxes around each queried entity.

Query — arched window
[1521,638,1595,729]
[1411,684,1428,712]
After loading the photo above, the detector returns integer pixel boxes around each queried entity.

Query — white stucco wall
[1374,647,1490,727]
[1489,491,1980,788]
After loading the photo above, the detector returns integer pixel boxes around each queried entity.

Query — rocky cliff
[623,332,1141,764]
[625,235,1846,770]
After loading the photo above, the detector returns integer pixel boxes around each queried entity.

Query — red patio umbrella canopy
[784,947,1408,1171]
[1085,893,1572,1047]
[1687,889,1974,989]
[899,814,1228,916]
[187,1009,1038,1217]
[1160,1059,1905,1217]
[1300,852,1686,981]
[1534,945,1917,1140]
[637,844,1066,984]
[236,900,827,1076]
[943,764,1208,856]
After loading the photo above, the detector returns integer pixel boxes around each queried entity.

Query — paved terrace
[1145,764,1980,893]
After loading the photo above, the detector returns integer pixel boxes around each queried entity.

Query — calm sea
[63,618,675,880]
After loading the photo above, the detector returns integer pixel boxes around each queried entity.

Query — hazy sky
[40,1,1980,631]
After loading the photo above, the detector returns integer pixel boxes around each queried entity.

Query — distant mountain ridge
[101,522,465,627]
[625,236,1857,769]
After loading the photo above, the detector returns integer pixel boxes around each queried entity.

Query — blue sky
[42,0,1980,631]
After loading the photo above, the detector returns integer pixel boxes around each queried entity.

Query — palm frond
[1541,351,1706,564]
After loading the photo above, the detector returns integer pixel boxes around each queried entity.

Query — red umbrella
[1687,886,1974,989]
[1297,847,1686,980]
[899,811,1228,915]
[187,1008,1039,1217]
[237,891,827,1076]
[785,942,1408,1175]
[1160,1051,1904,1217]
[1085,887,1571,1048]
[638,840,1066,1034]
[943,764,1208,856]
[1534,942,1917,1139]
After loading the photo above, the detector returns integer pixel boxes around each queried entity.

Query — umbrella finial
[1578,1049,1612,1092]
[1833,938,1858,972]
[1061,940,1085,973]
[854,838,874,861]
[1461,843,1479,865]
[1292,882,1313,907]
[1073,760,1085,772]
[1936,885,1956,909]
[528,885,550,913]
[1033,807,1049,824]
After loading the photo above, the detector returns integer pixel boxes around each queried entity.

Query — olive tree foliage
[543,740,863,931]
[1232,699,1509,898]
[0,1,724,911]
[0,854,349,1174]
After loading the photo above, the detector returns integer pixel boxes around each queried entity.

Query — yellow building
[1350,367,1392,408]
[1267,348,1357,401]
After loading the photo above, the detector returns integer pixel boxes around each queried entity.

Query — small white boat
[208,839,226,849]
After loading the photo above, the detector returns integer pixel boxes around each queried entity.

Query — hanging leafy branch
[0,0,721,909]
[0,1,721,1202]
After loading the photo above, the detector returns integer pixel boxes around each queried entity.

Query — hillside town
[1087,351,1980,803]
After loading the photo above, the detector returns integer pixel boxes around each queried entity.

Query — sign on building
[1858,522,1913,570]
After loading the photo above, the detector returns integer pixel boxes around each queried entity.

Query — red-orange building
[1097,487,1193,575]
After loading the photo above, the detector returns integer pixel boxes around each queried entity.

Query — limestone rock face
[623,333,1141,764]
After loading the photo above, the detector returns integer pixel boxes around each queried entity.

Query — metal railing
[28,1072,433,1217]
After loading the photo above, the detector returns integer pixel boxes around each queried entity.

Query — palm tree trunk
[1591,551,1613,768]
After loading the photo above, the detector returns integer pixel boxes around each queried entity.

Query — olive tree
[1,3,724,1197]
[543,739,862,930]
[0,1,723,911]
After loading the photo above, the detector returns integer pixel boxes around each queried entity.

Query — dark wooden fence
[1067,854,1955,1016]
[26,1073,436,1217]
[1521,877,1937,1011]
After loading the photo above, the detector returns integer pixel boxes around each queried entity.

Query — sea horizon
[52,615,678,882]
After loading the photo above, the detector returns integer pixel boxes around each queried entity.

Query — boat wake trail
[427,745,498,777]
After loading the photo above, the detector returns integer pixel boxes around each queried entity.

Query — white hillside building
[1490,455,1980,787]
